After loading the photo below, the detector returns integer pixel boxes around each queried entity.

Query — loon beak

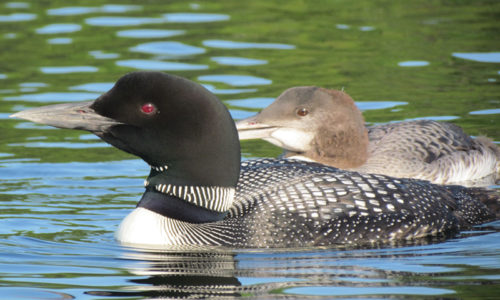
[10,101,123,133]
[236,114,314,153]
[235,115,277,140]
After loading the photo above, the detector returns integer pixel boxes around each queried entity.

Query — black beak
[10,101,123,133]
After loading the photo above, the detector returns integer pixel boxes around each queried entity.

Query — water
[1,0,499,298]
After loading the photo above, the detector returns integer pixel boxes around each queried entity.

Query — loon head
[236,86,368,169]
[11,72,241,223]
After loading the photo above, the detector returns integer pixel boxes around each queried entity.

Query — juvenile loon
[236,87,500,186]
[10,72,497,248]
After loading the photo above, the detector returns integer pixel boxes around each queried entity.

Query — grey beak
[235,115,276,140]
[10,101,123,133]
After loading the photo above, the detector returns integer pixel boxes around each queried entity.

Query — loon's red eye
[141,103,156,114]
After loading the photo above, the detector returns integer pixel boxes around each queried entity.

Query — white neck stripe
[152,184,235,212]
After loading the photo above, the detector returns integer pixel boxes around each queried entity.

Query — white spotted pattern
[117,158,495,248]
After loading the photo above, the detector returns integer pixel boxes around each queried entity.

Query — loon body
[11,72,497,248]
[236,87,500,186]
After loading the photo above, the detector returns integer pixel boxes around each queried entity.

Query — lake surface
[1,0,499,299]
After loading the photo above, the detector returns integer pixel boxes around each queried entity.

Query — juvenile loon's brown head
[236,86,368,169]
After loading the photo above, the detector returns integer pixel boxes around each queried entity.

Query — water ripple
[48,6,98,15]
[403,116,459,121]
[202,84,257,95]
[36,23,82,34]
[5,2,30,9]
[398,61,430,67]
[47,38,72,44]
[130,41,205,56]
[203,40,295,49]
[162,13,229,23]
[211,56,267,66]
[85,16,163,27]
[229,109,256,120]
[85,12,229,27]
[40,66,98,74]
[88,50,119,59]
[198,75,272,86]
[19,82,48,88]
[5,92,101,102]
[285,286,454,296]
[69,83,114,93]
[356,101,408,110]
[0,13,36,22]
[117,29,185,39]
[359,26,375,31]
[116,59,208,71]
[469,108,500,115]
[47,5,141,16]
[226,98,274,109]
[9,142,110,149]
[452,52,500,63]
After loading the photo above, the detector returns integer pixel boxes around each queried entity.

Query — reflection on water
[9,141,110,149]
[85,12,229,27]
[40,235,497,298]
[203,39,295,49]
[198,74,272,86]
[211,56,268,66]
[452,52,500,63]
[470,108,500,115]
[19,82,48,88]
[355,101,407,111]
[69,82,114,93]
[39,66,99,74]
[47,5,141,16]
[116,28,185,38]
[0,13,36,22]
[1,0,499,298]
[203,84,257,95]
[5,92,101,102]
[398,60,430,67]
[402,115,459,122]
[35,23,82,34]
[359,25,376,31]
[162,12,230,23]
[5,2,30,9]
[85,16,164,27]
[47,37,72,44]
[130,41,206,56]
[116,59,208,71]
[227,97,274,109]
[88,50,120,59]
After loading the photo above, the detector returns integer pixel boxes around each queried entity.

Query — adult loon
[10,72,497,248]
[236,87,500,186]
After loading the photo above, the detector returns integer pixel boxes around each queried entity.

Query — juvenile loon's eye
[296,107,309,117]
[141,103,157,115]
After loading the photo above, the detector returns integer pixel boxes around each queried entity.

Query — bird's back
[224,158,496,248]
[358,120,500,185]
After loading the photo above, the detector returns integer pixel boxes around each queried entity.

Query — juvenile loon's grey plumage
[10,72,498,248]
[236,87,500,186]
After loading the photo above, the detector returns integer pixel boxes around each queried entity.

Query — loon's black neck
[139,167,236,223]
[137,189,228,223]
